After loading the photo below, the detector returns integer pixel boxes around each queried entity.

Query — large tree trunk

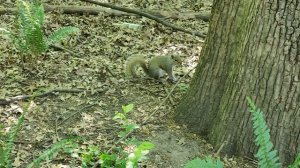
[175,0,299,165]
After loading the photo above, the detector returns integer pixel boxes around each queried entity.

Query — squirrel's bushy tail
[125,56,148,77]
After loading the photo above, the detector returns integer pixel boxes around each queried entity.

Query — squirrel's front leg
[166,67,177,83]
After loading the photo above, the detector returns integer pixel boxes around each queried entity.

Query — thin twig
[50,44,82,58]
[215,141,227,156]
[164,87,175,106]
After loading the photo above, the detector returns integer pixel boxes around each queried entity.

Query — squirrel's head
[171,55,183,65]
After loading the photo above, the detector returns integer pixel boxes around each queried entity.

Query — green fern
[0,0,79,66]
[31,1,45,26]
[15,0,34,53]
[16,0,47,55]
[246,97,281,168]
[47,26,80,46]
[0,105,27,168]
[289,153,300,168]
[27,138,79,168]
[0,101,78,168]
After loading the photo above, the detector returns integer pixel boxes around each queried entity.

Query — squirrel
[126,55,181,83]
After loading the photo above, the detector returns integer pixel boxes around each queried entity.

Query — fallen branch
[0,5,210,22]
[50,44,83,58]
[0,5,128,16]
[81,0,206,38]
[0,88,108,105]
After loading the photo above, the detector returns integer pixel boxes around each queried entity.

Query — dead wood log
[0,5,210,21]
[0,5,129,16]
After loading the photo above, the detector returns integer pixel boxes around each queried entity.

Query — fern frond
[31,3,44,26]
[28,24,47,55]
[27,138,78,168]
[1,107,26,168]
[289,153,300,168]
[47,26,80,46]
[15,0,46,55]
[17,0,34,37]
[246,97,282,168]
[0,124,6,167]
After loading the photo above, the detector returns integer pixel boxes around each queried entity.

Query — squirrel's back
[126,55,181,82]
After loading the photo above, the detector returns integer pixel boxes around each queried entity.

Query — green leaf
[113,113,126,120]
[32,4,44,26]
[184,158,203,168]
[246,97,282,168]
[1,103,28,168]
[118,131,127,138]
[122,104,134,114]
[246,96,256,111]
[137,142,154,151]
[184,156,223,168]
[289,153,300,168]
[47,26,79,46]
[127,142,154,167]
[178,83,189,92]
[28,23,47,54]
[100,153,117,167]
[125,124,139,133]
[115,159,126,168]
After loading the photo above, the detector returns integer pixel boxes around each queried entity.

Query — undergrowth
[0,0,79,68]
[79,104,154,168]
[247,97,281,168]
[0,103,153,168]
[184,97,300,168]
[0,102,79,168]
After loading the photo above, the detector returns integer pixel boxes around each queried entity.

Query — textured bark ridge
[175,0,299,165]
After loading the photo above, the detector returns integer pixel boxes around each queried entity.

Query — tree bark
[175,0,299,165]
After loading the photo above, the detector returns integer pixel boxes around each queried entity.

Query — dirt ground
[0,0,257,167]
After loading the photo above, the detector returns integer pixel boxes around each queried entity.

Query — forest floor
[0,0,256,167]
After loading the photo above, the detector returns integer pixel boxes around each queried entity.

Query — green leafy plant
[80,145,103,168]
[247,97,282,168]
[79,104,154,168]
[0,0,79,67]
[178,83,189,92]
[126,142,154,168]
[0,102,79,168]
[113,104,139,138]
[99,153,123,168]
[184,156,223,168]
[289,153,300,168]
[185,98,300,168]
[0,104,27,168]
[247,97,300,168]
